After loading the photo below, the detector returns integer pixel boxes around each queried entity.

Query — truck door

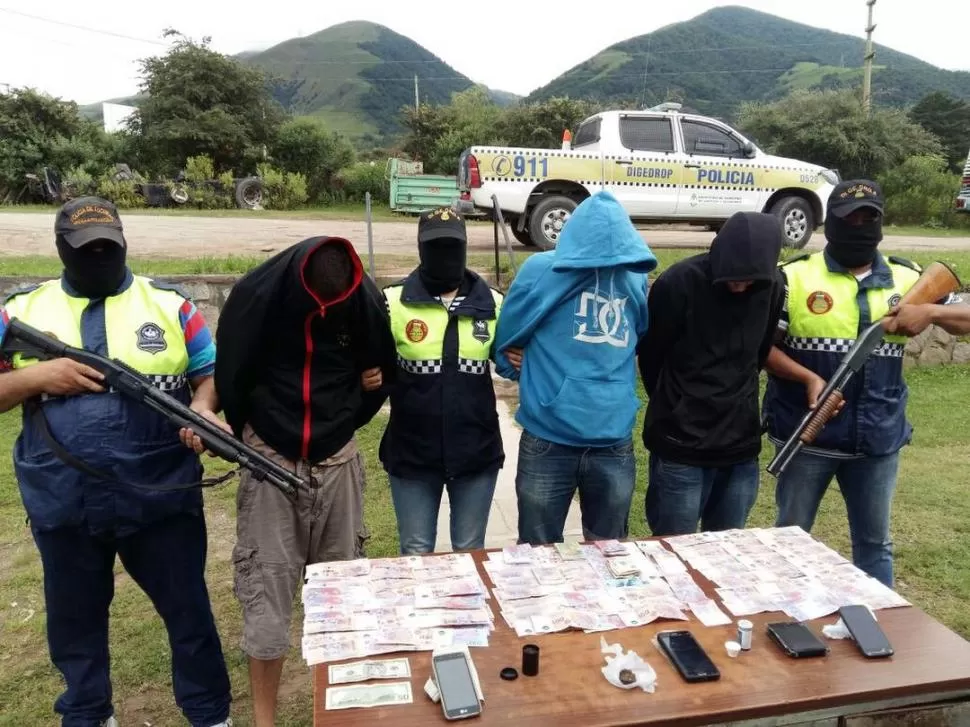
[607,115,682,217]
[674,118,765,218]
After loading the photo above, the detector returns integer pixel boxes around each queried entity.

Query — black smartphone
[839,605,894,658]
[656,630,720,682]
[766,621,829,658]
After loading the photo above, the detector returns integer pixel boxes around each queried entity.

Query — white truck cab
[955,149,970,214]
[457,103,840,249]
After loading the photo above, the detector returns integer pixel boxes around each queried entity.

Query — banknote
[594,539,629,556]
[688,598,733,627]
[325,681,413,710]
[503,544,534,564]
[414,595,487,610]
[554,540,584,561]
[305,559,371,580]
[328,658,411,684]
[303,612,379,635]
[414,579,486,601]
[532,565,568,585]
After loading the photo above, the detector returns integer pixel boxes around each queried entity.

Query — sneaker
[100,718,118,727]
[208,719,233,727]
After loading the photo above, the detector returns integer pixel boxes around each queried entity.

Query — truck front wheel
[770,196,815,249]
[529,195,578,250]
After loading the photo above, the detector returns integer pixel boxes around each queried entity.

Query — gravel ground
[0,212,967,260]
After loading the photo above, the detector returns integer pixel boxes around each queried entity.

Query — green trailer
[386,158,463,214]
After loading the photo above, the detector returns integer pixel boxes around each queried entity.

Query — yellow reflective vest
[379,271,505,480]
[763,251,921,457]
[1,272,205,533]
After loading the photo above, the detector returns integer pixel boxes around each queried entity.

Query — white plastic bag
[600,636,657,693]
[823,605,877,640]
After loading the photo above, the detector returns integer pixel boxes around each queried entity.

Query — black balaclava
[824,210,883,269]
[56,236,127,298]
[419,236,467,296]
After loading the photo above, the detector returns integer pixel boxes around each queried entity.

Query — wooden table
[313,547,970,726]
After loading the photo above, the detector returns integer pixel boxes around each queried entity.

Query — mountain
[242,20,518,141]
[526,6,970,122]
[79,21,521,139]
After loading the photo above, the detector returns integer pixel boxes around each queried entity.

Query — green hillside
[243,20,514,141]
[78,21,520,140]
[527,6,970,120]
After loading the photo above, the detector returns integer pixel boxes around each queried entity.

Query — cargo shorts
[231,424,370,661]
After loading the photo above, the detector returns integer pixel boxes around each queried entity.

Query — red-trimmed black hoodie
[215,236,396,463]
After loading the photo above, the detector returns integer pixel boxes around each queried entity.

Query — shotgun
[0,317,304,498]
[767,261,962,478]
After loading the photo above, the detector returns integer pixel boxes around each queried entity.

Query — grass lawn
[1,363,968,724]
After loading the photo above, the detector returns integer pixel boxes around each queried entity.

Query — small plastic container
[725,640,741,658]
[737,619,753,650]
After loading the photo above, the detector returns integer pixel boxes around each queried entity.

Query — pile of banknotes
[303,527,911,668]
[301,553,495,666]
[661,526,911,621]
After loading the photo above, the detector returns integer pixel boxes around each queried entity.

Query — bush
[879,154,966,228]
[269,118,355,203]
[331,162,388,204]
[180,154,233,209]
[95,174,142,208]
[63,165,98,198]
[256,162,308,210]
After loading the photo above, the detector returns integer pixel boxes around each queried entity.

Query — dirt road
[0,212,966,259]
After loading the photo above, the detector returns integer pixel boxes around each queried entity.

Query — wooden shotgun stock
[766,261,963,477]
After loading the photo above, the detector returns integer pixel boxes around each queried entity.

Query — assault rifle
[0,318,303,499]
[767,261,962,478]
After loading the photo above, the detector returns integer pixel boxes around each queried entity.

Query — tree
[269,118,355,203]
[736,88,942,180]
[0,87,116,199]
[128,30,286,176]
[499,97,602,149]
[908,91,970,174]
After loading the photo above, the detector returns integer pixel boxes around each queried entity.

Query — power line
[0,7,167,46]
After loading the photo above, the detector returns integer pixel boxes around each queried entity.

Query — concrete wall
[1,274,967,367]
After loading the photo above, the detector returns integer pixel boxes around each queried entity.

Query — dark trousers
[31,513,232,727]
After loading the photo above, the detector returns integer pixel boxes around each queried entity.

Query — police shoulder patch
[887,256,922,273]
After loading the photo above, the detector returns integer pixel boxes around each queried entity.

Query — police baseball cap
[54,196,127,249]
[418,206,467,243]
[828,179,884,218]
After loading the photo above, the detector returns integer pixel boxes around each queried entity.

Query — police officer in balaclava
[823,178,885,272]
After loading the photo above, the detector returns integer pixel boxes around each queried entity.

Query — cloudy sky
[0,0,966,105]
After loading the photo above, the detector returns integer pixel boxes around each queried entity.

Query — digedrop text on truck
[457,103,840,249]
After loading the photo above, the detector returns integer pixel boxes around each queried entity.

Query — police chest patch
[136,322,167,354]
[806,291,834,315]
[888,293,902,309]
[472,319,490,343]
[406,319,428,343]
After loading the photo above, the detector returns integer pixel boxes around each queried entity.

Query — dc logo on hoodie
[573,291,630,348]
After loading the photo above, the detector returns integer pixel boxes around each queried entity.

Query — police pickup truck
[456,103,839,249]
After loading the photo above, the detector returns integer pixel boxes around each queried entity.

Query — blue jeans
[31,513,231,727]
[774,448,900,588]
[645,455,760,536]
[389,468,499,554]
[515,430,636,545]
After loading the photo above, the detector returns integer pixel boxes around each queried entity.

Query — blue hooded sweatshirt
[494,190,658,447]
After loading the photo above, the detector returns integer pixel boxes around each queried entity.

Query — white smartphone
[431,651,482,720]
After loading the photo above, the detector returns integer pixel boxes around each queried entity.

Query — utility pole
[862,0,877,116]
[414,75,419,110]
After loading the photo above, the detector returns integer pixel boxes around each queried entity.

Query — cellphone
[766,621,829,658]
[431,651,482,720]
[656,630,720,682]
[839,605,894,658]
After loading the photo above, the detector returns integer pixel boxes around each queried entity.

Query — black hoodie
[215,237,397,463]
[637,212,785,467]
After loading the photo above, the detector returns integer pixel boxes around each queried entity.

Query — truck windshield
[573,117,601,148]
